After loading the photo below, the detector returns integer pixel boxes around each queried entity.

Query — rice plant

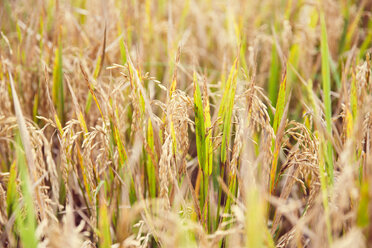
[0,0,372,247]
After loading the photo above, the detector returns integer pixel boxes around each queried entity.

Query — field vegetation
[1,0,372,247]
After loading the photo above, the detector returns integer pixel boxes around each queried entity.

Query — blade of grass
[98,197,111,248]
[14,132,38,248]
[6,161,17,217]
[194,73,213,230]
[219,58,238,164]
[9,70,47,221]
[320,13,334,185]
[9,71,36,178]
[268,43,280,116]
[216,58,238,229]
[357,181,369,228]
[52,38,64,124]
[193,73,207,210]
[269,70,287,194]
[319,140,333,245]
[203,78,213,178]
[146,119,157,198]
[9,70,39,245]
[245,187,268,248]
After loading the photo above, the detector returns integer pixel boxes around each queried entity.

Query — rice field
[0,0,372,247]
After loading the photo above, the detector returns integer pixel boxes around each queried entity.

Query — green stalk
[52,38,64,124]
[270,72,287,194]
[320,13,334,185]
[146,119,157,198]
[193,73,213,231]
[268,44,280,116]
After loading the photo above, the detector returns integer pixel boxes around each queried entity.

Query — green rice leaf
[52,38,64,124]
[320,13,334,184]
[219,59,238,164]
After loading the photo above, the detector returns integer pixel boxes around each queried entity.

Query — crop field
[1,0,372,247]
